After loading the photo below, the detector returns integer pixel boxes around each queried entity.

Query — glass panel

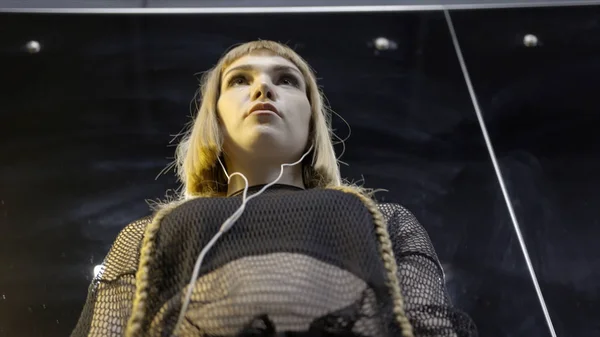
[451,4,600,336]
[0,9,553,337]
[0,13,179,337]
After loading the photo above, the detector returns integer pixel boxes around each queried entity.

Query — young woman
[72,40,475,337]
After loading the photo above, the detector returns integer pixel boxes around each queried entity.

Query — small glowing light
[373,37,398,51]
[25,40,41,54]
[375,37,390,50]
[93,265,103,277]
[523,34,539,47]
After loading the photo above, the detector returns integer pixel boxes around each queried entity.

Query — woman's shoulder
[98,215,153,280]
[376,202,414,219]
[376,202,424,232]
[111,215,153,252]
[118,215,153,238]
[376,202,440,260]
[376,202,424,233]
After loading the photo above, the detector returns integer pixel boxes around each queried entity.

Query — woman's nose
[252,81,274,101]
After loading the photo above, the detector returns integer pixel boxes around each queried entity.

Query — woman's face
[217,51,311,162]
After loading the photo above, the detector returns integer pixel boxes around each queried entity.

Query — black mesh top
[71,185,477,337]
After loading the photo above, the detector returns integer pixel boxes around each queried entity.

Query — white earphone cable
[173,145,314,334]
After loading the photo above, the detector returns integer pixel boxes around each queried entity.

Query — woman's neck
[224,160,305,197]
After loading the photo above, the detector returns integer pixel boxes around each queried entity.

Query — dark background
[1,3,599,337]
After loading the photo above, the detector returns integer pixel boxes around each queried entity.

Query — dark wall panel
[452,5,600,337]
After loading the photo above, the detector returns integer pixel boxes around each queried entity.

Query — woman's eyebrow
[224,64,302,78]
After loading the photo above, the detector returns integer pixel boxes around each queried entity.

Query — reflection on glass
[450,5,600,337]
[3,8,577,337]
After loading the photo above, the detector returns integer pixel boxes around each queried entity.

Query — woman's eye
[229,76,247,86]
[280,75,298,86]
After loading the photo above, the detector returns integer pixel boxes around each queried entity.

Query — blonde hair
[174,40,352,198]
[133,42,413,336]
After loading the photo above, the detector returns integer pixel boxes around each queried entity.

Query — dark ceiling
[0,4,599,337]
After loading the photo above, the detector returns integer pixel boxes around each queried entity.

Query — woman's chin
[245,126,284,143]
